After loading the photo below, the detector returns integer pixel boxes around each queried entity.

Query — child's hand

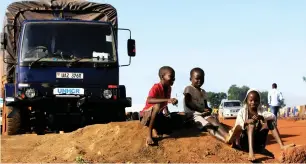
[257,115,264,121]
[252,115,264,121]
[246,119,255,125]
[204,108,212,113]
[168,98,178,105]
[201,111,211,117]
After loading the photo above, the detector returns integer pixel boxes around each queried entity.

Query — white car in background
[218,99,242,119]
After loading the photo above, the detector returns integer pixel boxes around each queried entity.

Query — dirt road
[1,119,306,163]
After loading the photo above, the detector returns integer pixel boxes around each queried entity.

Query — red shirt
[142,82,172,112]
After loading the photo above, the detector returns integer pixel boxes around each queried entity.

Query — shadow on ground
[267,134,298,145]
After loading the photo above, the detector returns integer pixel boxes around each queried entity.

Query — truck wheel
[3,106,21,135]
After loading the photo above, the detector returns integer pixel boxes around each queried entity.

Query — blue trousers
[270,106,280,125]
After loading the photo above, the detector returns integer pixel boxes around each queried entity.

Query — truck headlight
[25,88,36,98]
[103,89,112,99]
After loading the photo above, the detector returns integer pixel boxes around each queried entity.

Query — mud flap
[6,106,17,118]
[4,106,21,135]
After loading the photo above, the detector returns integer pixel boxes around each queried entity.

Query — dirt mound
[2,121,275,163]
[279,145,306,163]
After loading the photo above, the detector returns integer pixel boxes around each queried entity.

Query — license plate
[56,72,83,79]
[53,88,84,95]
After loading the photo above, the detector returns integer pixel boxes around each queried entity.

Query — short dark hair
[272,83,277,89]
[158,66,174,79]
[190,67,205,77]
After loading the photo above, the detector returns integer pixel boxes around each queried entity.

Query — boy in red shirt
[140,66,178,146]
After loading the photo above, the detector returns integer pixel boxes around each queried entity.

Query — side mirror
[127,39,136,57]
[1,32,7,50]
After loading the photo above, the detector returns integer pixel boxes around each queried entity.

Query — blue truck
[0,0,136,135]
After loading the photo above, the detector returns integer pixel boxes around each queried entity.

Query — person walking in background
[268,83,283,126]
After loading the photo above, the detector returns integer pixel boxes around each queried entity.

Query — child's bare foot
[248,153,256,162]
[281,143,295,150]
[152,129,158,138]
[146,137,155,146]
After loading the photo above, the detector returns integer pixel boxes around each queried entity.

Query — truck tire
[4,106,21,135]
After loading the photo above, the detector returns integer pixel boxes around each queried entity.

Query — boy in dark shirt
[183,67,232,143]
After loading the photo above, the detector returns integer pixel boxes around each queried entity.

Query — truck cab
[1,0,136,135]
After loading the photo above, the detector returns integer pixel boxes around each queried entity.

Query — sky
[1,0,306,112]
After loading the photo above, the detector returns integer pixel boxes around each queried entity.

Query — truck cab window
[21,22,116,63]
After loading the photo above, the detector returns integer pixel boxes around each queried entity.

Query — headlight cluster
[24,88,36,98]
[18,83,36,99]
[103,89,112,99]
[102,86,118,99]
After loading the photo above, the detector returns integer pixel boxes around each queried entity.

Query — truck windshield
[20,21,116,63]
[224,102,241,107]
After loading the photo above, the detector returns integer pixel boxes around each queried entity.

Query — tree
[239,85,250,102]
[207,92,227,108]
[227,85,240,100]
[260,91,269,106]
[227,84,285,107]
[227,85,250,102]
[303,76,306,82]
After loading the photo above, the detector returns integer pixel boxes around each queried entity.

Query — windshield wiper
[29,51,75,67]
[54,50,76,60]
[29,53,51,67]
[66,56,103,67]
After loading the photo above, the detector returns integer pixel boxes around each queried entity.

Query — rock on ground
[279,145,306,163]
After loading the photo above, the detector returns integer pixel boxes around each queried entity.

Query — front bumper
[223,112,238,118]
[5,96,132,108]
